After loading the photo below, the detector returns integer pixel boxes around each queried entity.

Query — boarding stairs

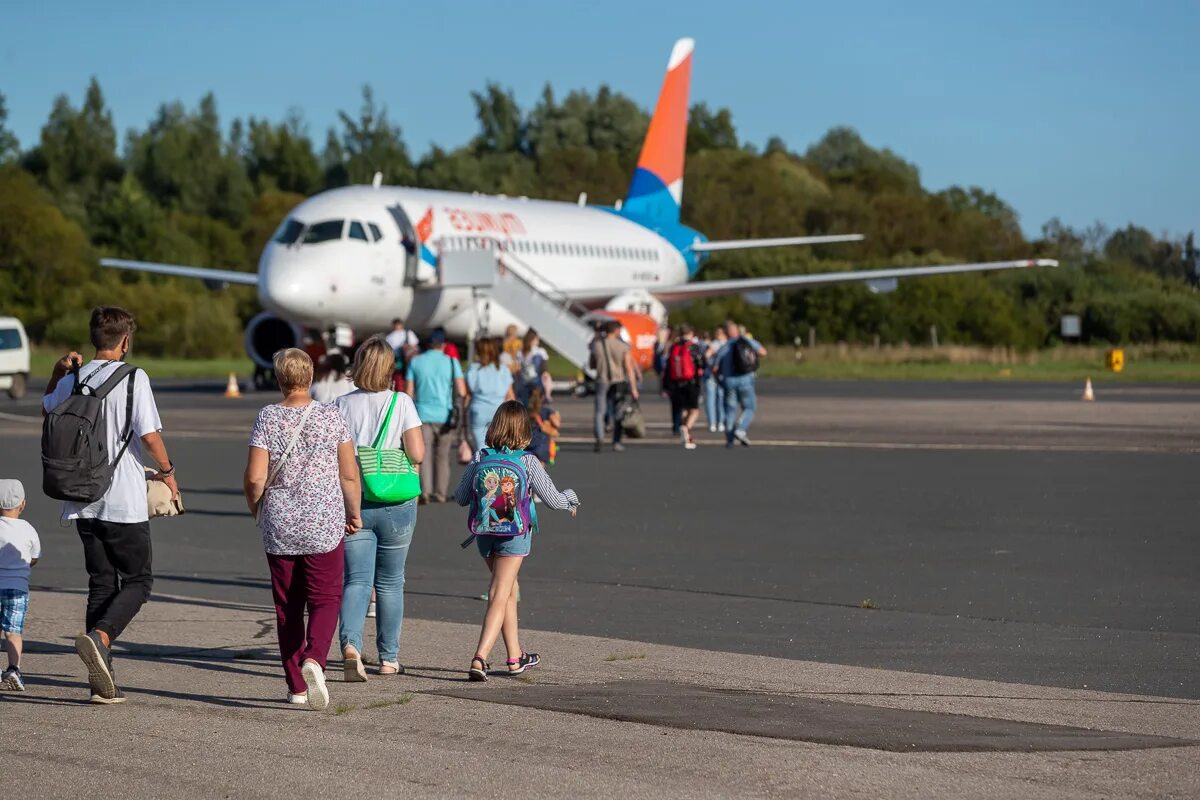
[437,242,596,369]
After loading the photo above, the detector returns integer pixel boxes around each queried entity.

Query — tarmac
[3,590,1198,799]
[2,376,1198,797]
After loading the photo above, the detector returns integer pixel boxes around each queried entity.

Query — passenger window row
[439,236,660,262]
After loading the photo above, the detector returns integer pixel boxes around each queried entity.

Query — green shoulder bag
[358,392,421,504]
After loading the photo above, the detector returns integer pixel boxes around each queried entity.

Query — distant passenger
[526,386,561,466]
[588,320,639,453]
[652,325,681,435]
[42,306,178,705]
[406,330,467,503]
[715,319,767,447]
[335,336,425,680]
[466,337,515,453]
[311,353,355,404]
[703,327,729,432]
[515,329,548,405]
[244,348,360,709]
[666,324,706,450]
[385,318,419,388]
[501,325,522,375]
[454,401,580,682]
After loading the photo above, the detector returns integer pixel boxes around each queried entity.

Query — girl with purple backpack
[453,400,580,681]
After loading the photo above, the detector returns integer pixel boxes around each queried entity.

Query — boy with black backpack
[716,319,768,448]
[666,324,706,450]
[41,307,178,704]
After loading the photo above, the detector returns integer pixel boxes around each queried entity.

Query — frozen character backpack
[462,448,537,547]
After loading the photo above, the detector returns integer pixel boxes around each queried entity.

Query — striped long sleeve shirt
[454,452,580,511]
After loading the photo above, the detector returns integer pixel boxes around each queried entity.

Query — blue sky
[3,0,1197,238]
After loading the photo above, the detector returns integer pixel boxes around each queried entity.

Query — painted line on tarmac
[0,411,40,423]
[557,436,1199,454]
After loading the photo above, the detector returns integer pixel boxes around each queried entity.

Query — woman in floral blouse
[244,348,362,710]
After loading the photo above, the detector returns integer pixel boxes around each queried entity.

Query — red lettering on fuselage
[443,207,526,237]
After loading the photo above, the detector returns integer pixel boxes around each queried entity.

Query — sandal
[507,652,540,675]
[379,661,404,676]
[343,647,368,683]
[468,655,489,682]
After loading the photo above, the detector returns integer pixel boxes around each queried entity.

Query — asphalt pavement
[3,377,1196,700]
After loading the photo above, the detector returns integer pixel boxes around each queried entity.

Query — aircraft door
[386,203,421,286]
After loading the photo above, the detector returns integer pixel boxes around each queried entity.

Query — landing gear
[253,367,275,392]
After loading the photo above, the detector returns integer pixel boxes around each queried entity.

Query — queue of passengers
[16,307,578,708]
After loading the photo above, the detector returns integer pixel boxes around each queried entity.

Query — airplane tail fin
[623,37,694,223]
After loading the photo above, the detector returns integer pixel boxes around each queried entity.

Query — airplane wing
[100,258,260,286]
[565,258,1058,304]
[690,234,864,252]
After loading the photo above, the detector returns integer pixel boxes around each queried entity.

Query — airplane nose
[258,243,326,322]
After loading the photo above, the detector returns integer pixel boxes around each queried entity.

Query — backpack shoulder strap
[91,363,138,398]
[107,366,140,467]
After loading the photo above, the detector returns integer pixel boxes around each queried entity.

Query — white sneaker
[708,424,717,433]
[287,692,308,705]
[1,667,24,691]
[301,660,330,710]
[367,601,377,618]
[718,423,726,432]
[734,430,751,447]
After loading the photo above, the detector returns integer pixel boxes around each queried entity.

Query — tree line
[0,79,1197,358]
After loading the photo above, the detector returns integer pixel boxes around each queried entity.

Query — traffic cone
[224,372,241,398]
[1081,377,1095,401]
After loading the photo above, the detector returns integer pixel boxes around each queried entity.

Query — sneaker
[718,423,726,433]
[708,424,717,433]
[685,440,697,450]
[506,652,541,675]
[75,631,117,701]
[366,601,377,618]
[343,648,368,683]
[1,666,25,691]
[89,687,127,705]
[680,428,689,447]
[613,443,625,453]
[734,430,751,447]
[287,692,308,705]
[301,660,330,711]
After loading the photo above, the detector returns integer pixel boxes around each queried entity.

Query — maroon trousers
[266,541,345,695]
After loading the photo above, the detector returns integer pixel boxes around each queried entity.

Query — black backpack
[731,337,760,376]
[42,363,138,503]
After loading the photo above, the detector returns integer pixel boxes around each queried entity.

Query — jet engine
[244,311,304,371]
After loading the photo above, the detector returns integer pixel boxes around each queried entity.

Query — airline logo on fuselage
[444,207,527,237]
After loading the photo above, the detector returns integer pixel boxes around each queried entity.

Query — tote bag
[358,392,421,504]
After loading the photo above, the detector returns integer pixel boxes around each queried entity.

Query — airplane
[102,37,1056,381]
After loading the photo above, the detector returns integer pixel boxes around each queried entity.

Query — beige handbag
[145,470,185,517]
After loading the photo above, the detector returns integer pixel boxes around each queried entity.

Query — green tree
[127,93,254,226]
[241,111,321,195]
[686,102,738,153]
[324,85,413,187]
[21,78,123,229]
[0,92,18,164]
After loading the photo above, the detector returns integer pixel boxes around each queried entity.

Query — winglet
[623,37,694,223]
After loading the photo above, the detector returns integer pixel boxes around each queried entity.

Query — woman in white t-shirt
[334,335,425,680]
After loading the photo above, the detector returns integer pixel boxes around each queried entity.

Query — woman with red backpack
[666,324,706,450]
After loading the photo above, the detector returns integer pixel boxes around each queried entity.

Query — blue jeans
[723,374,757,442]
[704,376,725,429]
[339,499,417,664]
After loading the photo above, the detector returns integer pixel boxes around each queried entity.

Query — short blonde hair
[351,335,395,392]
[273,348,313,392]
[486,400,532,450]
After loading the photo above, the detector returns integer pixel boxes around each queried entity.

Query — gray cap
[0,479,25,510]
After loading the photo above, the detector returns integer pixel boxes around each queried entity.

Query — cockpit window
[273,218,305,245]
[368,223,383,242]
[302,220,345,244]
[348,221,369,241]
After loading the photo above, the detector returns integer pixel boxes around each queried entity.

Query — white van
[0,317,31,399]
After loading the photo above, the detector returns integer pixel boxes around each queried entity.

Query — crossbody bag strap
[262,402,317,496]
[372,391,400,449]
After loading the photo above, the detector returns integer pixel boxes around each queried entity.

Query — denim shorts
[0,589,29,634]
[476,532,532,558]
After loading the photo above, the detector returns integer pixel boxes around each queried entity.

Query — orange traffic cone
[224,372,241,398]
[1081,377,1095,401]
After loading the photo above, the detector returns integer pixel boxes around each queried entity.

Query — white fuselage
[257,185,689,339]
